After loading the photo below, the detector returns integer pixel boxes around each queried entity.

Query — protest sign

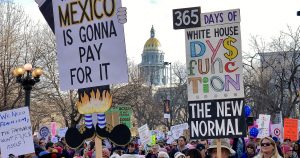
[39,126,50,139]
[58,127,68,138]
[284,118,298,141]
[271,124,283,141]
[298,120,300,133]
[170,123,189,140]
[106,105,132,128]
[119,106,132,128]
[189,98,245,139]
[51,122,57,137]
[186,9,246,139]
[138,124,151,145]
[185,9,243,101]
[52,0,128,90]
[0,107,34,158]
[257,114,271,138]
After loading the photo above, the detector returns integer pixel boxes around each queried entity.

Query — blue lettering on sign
[204,13,224,24]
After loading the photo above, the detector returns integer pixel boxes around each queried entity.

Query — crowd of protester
[3,135,300,158]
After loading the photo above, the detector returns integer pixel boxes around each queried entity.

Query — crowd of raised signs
[3,134,300,158]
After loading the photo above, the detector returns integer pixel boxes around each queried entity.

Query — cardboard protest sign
[0,107,34,158]
[186,9,246,139]
[189,98,245,139]
[52,0,128,90]
[138,124,151,145]
[257,114,271,138]
[284,118,298,141]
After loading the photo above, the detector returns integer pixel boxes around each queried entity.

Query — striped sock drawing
[85,114,92,129]
[97,113,106,129]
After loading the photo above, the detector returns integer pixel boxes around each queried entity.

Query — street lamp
[13,63,43,108]
[163,62,172,129]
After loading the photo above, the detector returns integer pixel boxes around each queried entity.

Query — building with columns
[138,26,170,86]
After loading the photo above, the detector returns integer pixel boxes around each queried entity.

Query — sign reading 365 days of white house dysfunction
[52,0,128,90]
[186,9,246,139]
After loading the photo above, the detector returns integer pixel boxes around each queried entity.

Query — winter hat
[208,139,236,156]
[174,152,186,158]
[158,151,170,158]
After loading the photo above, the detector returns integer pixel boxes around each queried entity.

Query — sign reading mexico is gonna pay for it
[52,0,128,90]
[186,9,246,139]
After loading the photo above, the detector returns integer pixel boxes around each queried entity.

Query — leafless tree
[244,26,300,119]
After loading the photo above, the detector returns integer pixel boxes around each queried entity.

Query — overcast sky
[16,0,300,64]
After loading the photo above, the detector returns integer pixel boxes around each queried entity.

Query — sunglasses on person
[261,143,272,147]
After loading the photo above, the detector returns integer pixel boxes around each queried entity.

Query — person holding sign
[254,137,282,158]
[208,139,236,158]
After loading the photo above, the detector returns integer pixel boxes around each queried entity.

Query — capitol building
[138,26,170,86]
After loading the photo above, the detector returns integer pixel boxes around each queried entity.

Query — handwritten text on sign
[185,9,243,101]
[0,107,34,158]
[52,0,128,90]
[188,98,246,139]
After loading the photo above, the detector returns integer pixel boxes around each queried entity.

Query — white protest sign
[0,107,34,158]
[138,124,151,145]
[170,123,188,140]
[52,0,128,90]
[58,127,68,138]
[257,114,270,138]
[298,120,300,133]
[39,126,50,139]
[271,124,283,142]
[186,9,243,101]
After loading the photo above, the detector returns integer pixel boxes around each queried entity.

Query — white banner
[52,0,128,90]
[0,107,34,158]
[257,114,271,138]
[138,124,151,145]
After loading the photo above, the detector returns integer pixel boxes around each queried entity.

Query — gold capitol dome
[143,25,162,52]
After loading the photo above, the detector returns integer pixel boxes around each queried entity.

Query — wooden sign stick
[217,139,221,158]
[95,136,103,158]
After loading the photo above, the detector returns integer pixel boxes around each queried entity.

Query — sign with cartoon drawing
[52,0,128,90]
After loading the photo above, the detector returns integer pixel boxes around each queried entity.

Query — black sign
[188,98,246,139]
[173,7,201,30]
